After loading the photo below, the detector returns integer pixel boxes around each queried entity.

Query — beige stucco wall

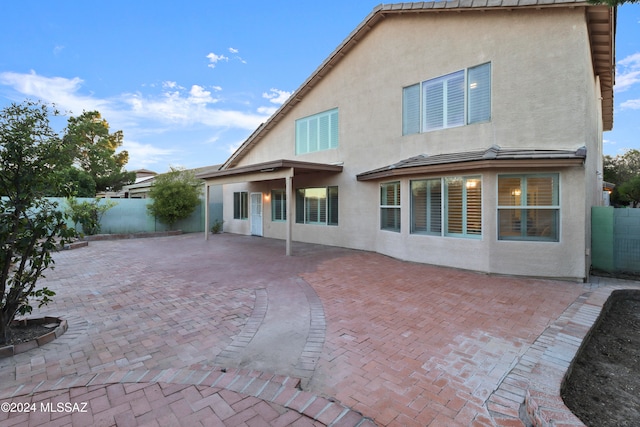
[217,7,601,281]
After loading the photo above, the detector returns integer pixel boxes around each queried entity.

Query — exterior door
[250,192,263,236]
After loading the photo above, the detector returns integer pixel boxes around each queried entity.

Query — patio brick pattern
[1,234,638,426]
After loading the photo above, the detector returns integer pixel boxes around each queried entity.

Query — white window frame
[380,181,401,232]
[402,62,491,135]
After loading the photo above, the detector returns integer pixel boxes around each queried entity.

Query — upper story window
[403,62,491,135]
[295,108,339,155]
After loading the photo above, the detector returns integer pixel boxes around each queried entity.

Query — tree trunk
[0,311,10,346]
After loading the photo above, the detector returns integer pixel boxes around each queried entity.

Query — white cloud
[226,140,244,155]
[620,98,640,110]
[229,47,239,54]
[0,70,107,114]
[257,106,278,115]
[0,70,273,170]
[188,85,215,104]
[162,81,184,90]
[122,140,177,169]
[206,52,229,68]
[262,88,291,105]
[615,52,640,92]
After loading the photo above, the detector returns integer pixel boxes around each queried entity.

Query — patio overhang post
[285,171,293,256]
[204,182,210,241]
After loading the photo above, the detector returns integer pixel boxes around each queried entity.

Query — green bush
[66,197,117,236]
[147,168,201,230]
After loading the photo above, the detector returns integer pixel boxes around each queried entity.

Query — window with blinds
[497,174,559,241]
[233,192,248,220]
[271,189,286,222]
[411,179,441,234]
[402,63,491,135]
[468,63,492,124]
[410,176,481,238]
[295,186,338,226]
[380,181,401,232]
[295,109,339,155]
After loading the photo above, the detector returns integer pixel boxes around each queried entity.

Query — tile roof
[356,145,587,180]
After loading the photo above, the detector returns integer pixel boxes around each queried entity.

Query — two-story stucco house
[197,0,615,282]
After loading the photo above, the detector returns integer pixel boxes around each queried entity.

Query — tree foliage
[66,197,117,236]
[63,111,135,193]
[604,149,640,207]
[147,168,202,229]
[618,175,640,207]
[0,101,75,344]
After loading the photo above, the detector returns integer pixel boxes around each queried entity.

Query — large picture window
[295,186,338,226]
[497,174,559,241]
[403,63,491,135]
[233,191,248,220]
[380,181,401,232]
[295,108,339,155]
[410,176,481,238]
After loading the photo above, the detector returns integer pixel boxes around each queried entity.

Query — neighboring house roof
[356,146,587,181]
[124,165,222,196]
[131,168,157,175]
[222,0,615,170]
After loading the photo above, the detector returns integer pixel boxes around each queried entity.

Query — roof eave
[356,158,585,181]
[197,159,343,180]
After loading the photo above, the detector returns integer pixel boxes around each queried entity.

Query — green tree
[0,101,75,344]
[603,150,640,206]
[64,111,135,193]
[147,168,202,230]
[618,175,640,208]
[48,167,97,197]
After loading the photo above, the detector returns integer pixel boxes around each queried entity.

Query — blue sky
[1,2,639,173]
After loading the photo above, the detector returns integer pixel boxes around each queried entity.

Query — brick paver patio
[1,233,638,426]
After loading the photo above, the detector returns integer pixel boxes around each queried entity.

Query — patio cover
[196,159,343,255]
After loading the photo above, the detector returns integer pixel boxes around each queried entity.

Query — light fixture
[511,189,521,196]
[466,180,478,189]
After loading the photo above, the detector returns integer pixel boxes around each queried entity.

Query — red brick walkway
[1,234,638,426]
